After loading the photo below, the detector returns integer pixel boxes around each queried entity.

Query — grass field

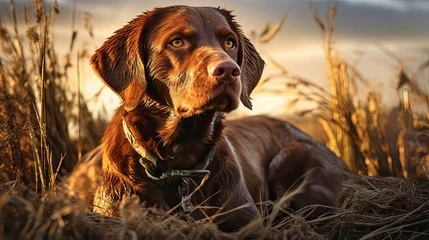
[1,1,428,239]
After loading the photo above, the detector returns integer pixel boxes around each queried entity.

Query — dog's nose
[208,61,241,82]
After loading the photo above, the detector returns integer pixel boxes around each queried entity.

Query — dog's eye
[171,38,184,48]
[225,38,235,49]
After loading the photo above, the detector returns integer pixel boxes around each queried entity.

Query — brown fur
[68,6,346,232]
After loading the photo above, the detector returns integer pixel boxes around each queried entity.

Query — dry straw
[257,4,429,179]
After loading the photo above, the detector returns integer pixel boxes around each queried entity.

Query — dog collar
[122,117,215,212]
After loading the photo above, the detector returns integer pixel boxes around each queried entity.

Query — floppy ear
[90,15,148,111]
[217,9,265,110]
[237,35,265,109]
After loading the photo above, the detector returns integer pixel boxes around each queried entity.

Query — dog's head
[91,6,264,117]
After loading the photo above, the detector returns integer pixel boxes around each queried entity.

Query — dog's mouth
[176,86,239,118]
[202,92,233,110]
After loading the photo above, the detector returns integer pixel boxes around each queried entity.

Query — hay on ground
[1,173,428,239]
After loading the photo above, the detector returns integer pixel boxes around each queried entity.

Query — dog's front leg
[206,169,263,232]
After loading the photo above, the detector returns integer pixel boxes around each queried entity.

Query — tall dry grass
[256,5,429,179]
[0,0,104,192]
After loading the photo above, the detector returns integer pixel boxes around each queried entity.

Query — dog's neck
[107,104,224,171]
[156,110,223,170]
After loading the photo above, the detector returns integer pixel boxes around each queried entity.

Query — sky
[1,0,428,117]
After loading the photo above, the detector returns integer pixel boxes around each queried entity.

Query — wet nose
[208,60,241,82]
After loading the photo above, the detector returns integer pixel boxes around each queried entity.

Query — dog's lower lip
[176,83,238,117]
[177,92,234,118]
[203,86,235,108]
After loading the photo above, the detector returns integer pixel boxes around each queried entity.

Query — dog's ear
[91,15,148,111]
[217,9,265,110]
[237,35,265,109]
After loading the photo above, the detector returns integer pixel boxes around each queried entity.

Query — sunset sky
[2,0,428,117]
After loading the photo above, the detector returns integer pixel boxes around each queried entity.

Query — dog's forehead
[155,7,231,36]
[189,7,230,26]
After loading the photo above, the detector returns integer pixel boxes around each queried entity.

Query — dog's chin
[204,92,239,112]
[176,93,239,118]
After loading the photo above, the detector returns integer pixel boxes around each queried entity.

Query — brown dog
[68,5,346,232]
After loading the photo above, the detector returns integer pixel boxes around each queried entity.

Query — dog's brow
[216,27,234,38]
[175,27,197,38]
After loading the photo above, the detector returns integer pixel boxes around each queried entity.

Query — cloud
[342,0,429,11]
